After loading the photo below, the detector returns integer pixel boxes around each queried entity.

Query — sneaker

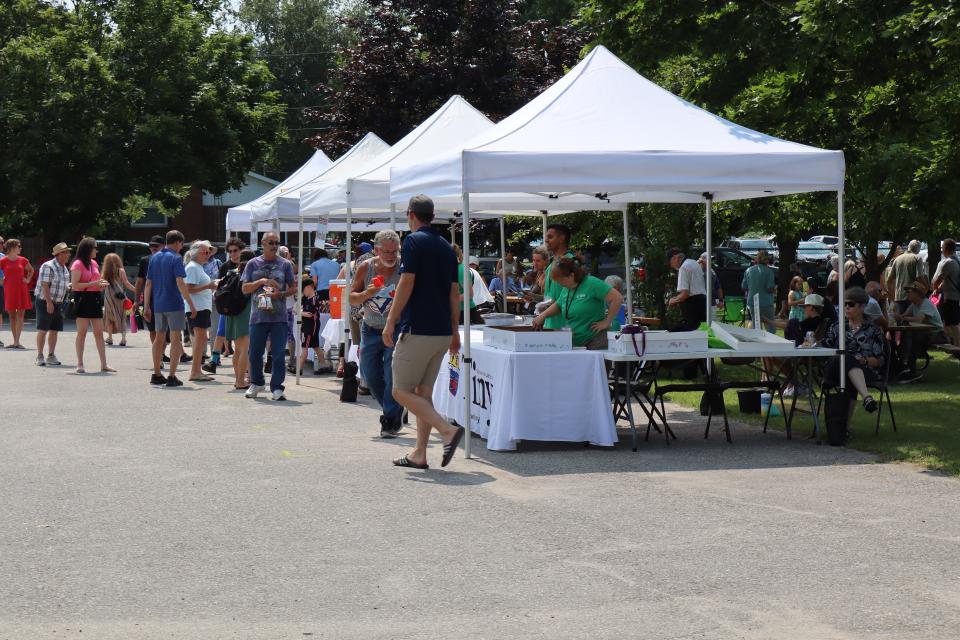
[245,384,265,399]
[863,395,878,413]
[271,387,286,401]
[782,384,795,397]
[36,355,45,367]
[358,385,371,396]
[162,354,171,363]
[165,375,183,387]
[201,362,217,374]
[45,354,61,366]
[150,373,167,385]
[180,354,192,363]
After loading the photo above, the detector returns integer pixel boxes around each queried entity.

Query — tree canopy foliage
[0,0,285,237]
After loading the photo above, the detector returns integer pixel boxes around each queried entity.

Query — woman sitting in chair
[821,286,886,414]
[532,256,623,350]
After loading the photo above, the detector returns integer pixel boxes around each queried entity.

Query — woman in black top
[822,287,886,414]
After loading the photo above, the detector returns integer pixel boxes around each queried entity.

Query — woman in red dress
[0,238,35,349]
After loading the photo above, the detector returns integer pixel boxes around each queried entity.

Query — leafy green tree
[0,0,285,238]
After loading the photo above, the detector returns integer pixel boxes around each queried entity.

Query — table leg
[624,362,638,452]
[807,364,821,444]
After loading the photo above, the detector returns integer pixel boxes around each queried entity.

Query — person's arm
[23,260,34,283]
[348,261,376,305]
[120,270,136,292]
[669,289,690,306]
[381,273,415,347]
[176,277,197,317]
[591,287,624,332]
[41,280,54,313]
[448,282,461,354]
[143,280,153,321]
[531,302,560,329]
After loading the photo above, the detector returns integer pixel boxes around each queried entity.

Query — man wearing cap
[667,248,707,330]
[741,250,777,332]
[894,280,945,382]
[33,242,72,366]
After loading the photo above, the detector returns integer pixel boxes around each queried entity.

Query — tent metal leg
[837,191,846,391]
[463,193,473,460]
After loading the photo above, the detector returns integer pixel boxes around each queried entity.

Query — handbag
[618,324,647,357]
[62,292,78,320]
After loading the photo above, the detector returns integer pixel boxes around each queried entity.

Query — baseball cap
[358,242,373,254]
[803,293,824,307]
[468,255,480,266]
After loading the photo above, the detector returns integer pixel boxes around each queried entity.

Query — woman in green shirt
[531,256,623,349]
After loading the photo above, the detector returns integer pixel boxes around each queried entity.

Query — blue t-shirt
[0,252,5,283]
[309,257,340,291]
[146,248,187,313]
[398,227,456,336]
[241,255,295,325]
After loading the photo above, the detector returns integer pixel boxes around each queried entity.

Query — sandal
[441,426,465,468]
[76,366,85,374]
[105,338,113,345]
[393,454,428,470]
[119,340,127,347]
[863,395,878,413]
[101,366,117,373]
[233,384,250,391]
[190,375,215,382]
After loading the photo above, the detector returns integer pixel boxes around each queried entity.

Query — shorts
[301,319,319,349]
[941,299,960,326]
[188,309,212,330]
[392,333,450,393]
[155,310,186,332]
[35,298,64,332]
[75,291,104,319]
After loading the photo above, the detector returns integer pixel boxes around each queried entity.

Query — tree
[308,0,589,154]
[231,0,346,178]
[580,0,960,295]
[0,0,285,238]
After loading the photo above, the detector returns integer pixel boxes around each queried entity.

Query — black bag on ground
[214,270,247,316]
[824,391,849,446]
[340,362,359,403]
[699,390,725,416]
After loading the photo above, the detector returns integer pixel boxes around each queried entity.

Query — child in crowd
[787,276,806,322]
[298,277,333,376]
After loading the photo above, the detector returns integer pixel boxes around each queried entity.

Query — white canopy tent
[225,149,333,242]
[391,45,846,458]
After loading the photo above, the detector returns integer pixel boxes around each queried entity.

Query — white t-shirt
[934,256,960,301]
[677,258,707,297]
[184,261,213,312]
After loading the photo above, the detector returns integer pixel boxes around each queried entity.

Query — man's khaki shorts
[392,333,451,393]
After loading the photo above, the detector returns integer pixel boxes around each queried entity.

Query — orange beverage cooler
[328,279,347,320]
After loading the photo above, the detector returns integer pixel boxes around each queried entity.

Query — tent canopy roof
[227,148,332,220]
[390,46,844,205]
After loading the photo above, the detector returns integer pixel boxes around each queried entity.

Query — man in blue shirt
[383,195,465,470]
[308,249,341,299]
[144,230,196,387]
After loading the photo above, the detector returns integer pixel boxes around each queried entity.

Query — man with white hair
[887,239,925,313]
[350,229,404,437]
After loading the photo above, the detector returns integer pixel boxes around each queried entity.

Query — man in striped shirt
[34,242,72,366]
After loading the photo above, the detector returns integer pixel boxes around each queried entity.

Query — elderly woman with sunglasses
[821,286,886,414]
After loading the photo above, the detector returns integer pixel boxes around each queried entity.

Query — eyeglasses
[264,241,279,246]
[844,301,860,308]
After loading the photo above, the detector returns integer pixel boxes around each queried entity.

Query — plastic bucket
[737,389,761,414]
[329,279,347,320]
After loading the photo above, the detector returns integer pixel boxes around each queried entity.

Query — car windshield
[738,239,774,250]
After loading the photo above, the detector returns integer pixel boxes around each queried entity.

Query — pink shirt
[71,259,102,292]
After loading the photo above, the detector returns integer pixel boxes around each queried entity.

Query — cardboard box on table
[606,330,708,356]
[482,326,573,352]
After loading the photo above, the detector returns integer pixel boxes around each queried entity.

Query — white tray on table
[711,322,796,353]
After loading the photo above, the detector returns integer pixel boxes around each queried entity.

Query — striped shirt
[34,258,70,303]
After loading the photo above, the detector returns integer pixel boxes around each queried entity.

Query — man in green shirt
[543,223,575,329]
[741,250,777,332]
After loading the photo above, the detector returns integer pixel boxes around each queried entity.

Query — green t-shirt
[543,251,575,329]
[457,263,476,309]
[554,275,612,346]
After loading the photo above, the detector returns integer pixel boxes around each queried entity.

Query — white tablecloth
[320,317,343,353]
[433,343,617,451]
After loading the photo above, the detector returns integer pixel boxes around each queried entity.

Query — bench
[934,344,960,359]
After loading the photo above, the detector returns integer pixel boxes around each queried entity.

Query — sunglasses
[844,301,860,308]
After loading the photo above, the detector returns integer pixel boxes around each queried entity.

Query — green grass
[656,351,960,476]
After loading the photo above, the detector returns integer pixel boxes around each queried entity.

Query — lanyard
[563,281,582,320]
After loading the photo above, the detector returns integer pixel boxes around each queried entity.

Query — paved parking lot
[2,328,959,639]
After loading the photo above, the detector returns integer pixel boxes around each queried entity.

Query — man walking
[887,239,925,313]
[741,250,777,332]
[33,242,72,366]
[667,248,708,330]
[144,230,196,387]
[933,238,960,346]
[350,230,403,437]
[241,231,295,400]
[382,195,465,469]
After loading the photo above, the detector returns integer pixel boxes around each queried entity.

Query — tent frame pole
[499,217,508,312]
[622,206,632,326]
[705,194,714,375]
[390,203,396,231]
[837,191,846,391]
[344,210,353,354]
[541,211,548,243]
[462,193,473,460]
[296,217,304,386]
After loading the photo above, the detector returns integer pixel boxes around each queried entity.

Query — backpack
[214,270,247,316]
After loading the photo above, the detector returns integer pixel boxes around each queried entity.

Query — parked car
[807,234,839,248]
[722,237,779,265]
[796,240,833,263]
[95,240,152,285]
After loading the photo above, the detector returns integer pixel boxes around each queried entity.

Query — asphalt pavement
[2,326,959,639]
